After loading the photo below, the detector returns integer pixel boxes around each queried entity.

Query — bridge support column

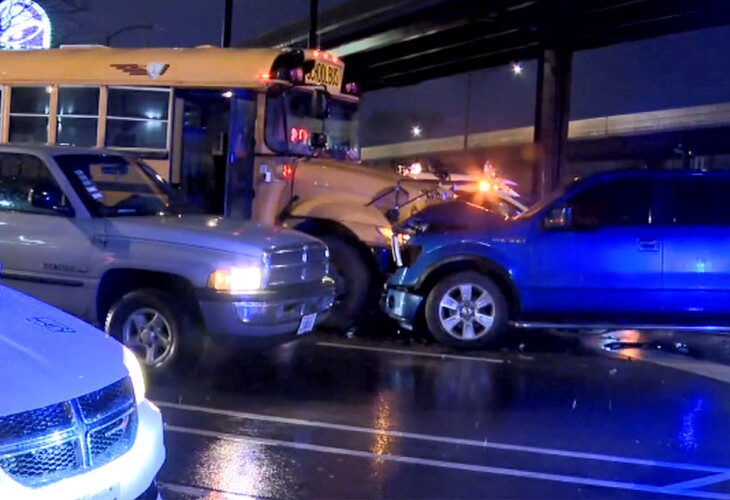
[532,47,573,200]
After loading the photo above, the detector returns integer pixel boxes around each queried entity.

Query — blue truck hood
[403,200,510,233]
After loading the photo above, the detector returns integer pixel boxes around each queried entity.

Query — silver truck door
[0,152,103,323]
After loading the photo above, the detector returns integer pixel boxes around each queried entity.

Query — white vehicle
[0,284,165,499]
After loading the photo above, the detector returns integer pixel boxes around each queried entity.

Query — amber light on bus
[312,50,340,64]
[282,164,294,181]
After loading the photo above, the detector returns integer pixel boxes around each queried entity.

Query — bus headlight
[208,267,262,292]
[123,346,146,405]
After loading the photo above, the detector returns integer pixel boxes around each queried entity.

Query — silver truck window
[0,153,69,215]
[55,154,175,217]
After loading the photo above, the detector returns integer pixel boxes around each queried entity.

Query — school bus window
[107,87,169,120]
[9,87,51,144]
[105,88,170,150]
[57,87,100,147]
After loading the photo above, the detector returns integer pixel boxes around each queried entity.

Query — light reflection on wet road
[149,329,730,499]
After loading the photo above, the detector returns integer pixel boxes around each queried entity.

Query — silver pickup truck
[0,145,334,371]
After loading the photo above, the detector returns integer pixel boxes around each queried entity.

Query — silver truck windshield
[265,89,359,161]
[55,154,179,217]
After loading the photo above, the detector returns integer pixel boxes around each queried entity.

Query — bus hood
[293,158,450,214]
[0,285,128,417]
[106,215,322,256]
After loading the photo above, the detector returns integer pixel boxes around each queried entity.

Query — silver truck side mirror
[28,183,75,217]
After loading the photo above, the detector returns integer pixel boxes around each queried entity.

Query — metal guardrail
[361,102,730,160]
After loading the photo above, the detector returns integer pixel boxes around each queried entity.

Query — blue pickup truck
[383,168,730,349]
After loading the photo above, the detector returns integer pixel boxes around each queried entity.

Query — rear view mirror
[28,182,74,217]
[543,206,571,229]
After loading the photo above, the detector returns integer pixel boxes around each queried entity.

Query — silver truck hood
[106,215,321,256]
[0,285,128,417]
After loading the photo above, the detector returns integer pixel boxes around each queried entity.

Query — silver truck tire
[105,288,201,372]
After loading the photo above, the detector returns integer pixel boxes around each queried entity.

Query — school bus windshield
[265,89,359,161]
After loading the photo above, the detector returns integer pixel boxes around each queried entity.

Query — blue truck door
[527,177,663,318]
[656,175,730,318]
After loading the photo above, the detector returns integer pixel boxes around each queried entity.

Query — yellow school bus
[0,45,442,328]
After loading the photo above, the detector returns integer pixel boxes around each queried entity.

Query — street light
[411,125,422,138]
[511,62,524,75]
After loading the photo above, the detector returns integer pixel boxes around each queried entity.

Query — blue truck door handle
[638,239,659,252]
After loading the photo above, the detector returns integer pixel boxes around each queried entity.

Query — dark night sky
[60,0,730,146]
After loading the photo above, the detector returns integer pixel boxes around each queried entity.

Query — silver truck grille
[264,242,329,287]
[0,378,137,488]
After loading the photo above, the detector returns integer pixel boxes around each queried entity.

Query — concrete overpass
[361,102,730,161]
[249,0,730,198]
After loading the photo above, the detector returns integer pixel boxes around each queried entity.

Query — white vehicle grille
[0,377,137,488]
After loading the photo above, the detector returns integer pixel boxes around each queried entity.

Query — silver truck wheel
[105,288,200,372]
[425,271,509,349]
[122,307,175,367]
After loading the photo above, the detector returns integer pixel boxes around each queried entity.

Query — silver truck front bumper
[197,279,335,339]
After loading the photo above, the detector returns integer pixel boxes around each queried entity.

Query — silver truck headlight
[208,267,262,292]
[123,346,146,405]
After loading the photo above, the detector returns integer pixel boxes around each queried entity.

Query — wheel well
[292,218,380,274]
[96,269,201,326]
[416,258,522,317]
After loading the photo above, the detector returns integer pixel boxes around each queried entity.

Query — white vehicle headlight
[123,346,146,405]
[208,267,262,292]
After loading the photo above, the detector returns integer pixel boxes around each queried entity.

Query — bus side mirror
[311,132,328,149]
[313,90,331,119]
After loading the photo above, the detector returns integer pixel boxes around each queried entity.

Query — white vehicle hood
[0,285,128,417]
[106,215,322,256]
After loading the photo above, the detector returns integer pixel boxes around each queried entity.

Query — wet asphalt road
[148,327,730,500]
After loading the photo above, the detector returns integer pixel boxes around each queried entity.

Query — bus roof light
[290,67,305,83]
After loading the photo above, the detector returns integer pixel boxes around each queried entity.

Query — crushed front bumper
[381,286,424,331]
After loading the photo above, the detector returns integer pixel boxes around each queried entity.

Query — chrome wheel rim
[438,283,495,341]
[122,307,174,367]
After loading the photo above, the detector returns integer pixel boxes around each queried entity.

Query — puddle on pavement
[579,329,730,365]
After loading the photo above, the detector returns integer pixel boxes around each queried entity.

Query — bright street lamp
[411,125,422,138]
[511,62,523,75]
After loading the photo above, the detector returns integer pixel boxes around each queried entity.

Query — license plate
[297,313,317,335]
[79,483,121,500]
